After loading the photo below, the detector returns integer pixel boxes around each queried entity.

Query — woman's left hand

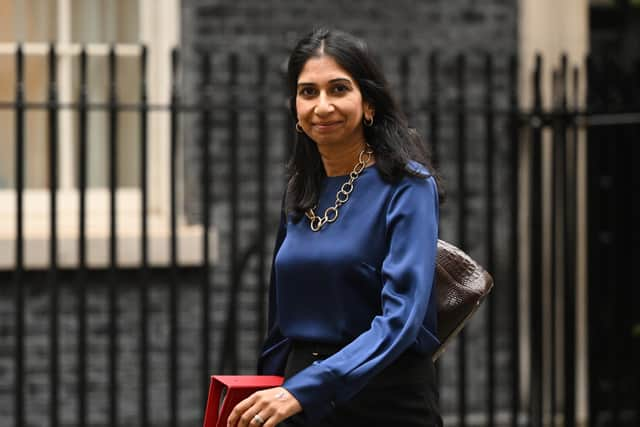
[227,386,302,427]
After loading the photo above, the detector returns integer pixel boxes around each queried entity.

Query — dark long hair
[286,28,442,219]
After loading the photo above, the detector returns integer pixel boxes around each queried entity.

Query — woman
[228,28,443,427]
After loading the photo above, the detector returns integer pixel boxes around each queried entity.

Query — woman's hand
[227,386,302,427]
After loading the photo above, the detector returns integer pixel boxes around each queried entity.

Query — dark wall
[588,3,640,425]
[0,268,205,427]
[182,0,516,54]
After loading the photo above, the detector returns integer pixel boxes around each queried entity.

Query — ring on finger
[252,413,265,425]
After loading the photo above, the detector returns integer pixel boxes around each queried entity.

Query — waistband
[290,340,345,357]
[287,340,436,387]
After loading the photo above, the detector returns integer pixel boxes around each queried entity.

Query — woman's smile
[312,120,343,132]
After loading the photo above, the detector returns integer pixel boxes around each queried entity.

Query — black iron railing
[1,43,638,427]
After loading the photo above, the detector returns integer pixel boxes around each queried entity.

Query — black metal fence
[0,44,638,427]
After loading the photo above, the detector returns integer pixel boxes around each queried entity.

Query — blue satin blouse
[257,163,440,423]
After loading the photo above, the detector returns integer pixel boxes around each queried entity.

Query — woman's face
[295,55,373,148]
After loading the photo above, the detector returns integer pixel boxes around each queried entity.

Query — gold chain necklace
[305,146,373,232]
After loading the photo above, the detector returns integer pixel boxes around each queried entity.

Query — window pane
[115,55,141,188]
[0,0,16,42]
[69,53,140,188]
[1,0,59,42]
[0,52,15,188]
[24,53,49,188]
[0,53,49,189]
[71,0,139,44]
[0,108,14,189]
[24,109,49,189]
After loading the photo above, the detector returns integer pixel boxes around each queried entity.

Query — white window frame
[0,0,215,268]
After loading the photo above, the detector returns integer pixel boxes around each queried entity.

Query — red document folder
[203,375,285,427]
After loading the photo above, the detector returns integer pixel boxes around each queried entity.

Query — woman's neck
[316,138,371,177]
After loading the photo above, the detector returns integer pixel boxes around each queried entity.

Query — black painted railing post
[47,42,60,427]
[484,51,496,427]
[428,52,440,168]
[530,53,544,427]
[456,53,468,427]
[107,44,119,427]
[229,53,240,373]
[562,63,579,427]
[139,44,150,427]
[257,55,268,344]
[427,50,441,389]
[508,53,521,427]
[549,66,559,427]
[285,83,295,160]
[219,54,241,374]
[199,49,213,402]
[169,47,180,427]
[14,43,25,427]
[554,54,570,425]
[400,55,411,120]
[77,46,89,427]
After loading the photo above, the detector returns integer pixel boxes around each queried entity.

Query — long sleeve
[256,203,291,375]
[282,176,439,422]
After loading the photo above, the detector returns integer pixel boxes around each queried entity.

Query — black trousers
[278,341,443,427]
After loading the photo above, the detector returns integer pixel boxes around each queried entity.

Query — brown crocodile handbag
[432,240,494,361]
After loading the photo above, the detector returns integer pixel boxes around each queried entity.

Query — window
[0,0,208,268]
[1,0,142,189]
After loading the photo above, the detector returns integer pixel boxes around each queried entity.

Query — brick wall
[0,269,205,427]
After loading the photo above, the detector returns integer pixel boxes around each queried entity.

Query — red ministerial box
[203,375,284,427]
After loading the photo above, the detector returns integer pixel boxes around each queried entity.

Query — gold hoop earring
[364,116,374,127]
[296,122,304,133]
